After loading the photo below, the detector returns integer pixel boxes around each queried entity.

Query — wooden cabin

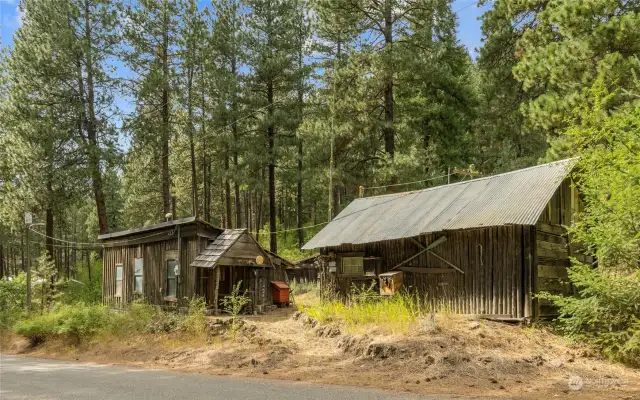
[98,217,288,313]
[288,254,321,283]
[303,159,589,319]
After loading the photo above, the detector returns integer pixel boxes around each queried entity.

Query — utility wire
[362,174,450,191]
[28,225,176,249]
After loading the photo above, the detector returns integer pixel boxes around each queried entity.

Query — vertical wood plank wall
[103,236,203,307]
[325,226,528,318]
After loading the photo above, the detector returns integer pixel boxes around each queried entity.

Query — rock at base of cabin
[550,359,564,368]
[468,321,481,330]
[314,325,341,338]
[522,355,545,366]
[365,342,397,359]
[337,334,369,354]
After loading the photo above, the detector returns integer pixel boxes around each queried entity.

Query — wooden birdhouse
[378,271,403,296]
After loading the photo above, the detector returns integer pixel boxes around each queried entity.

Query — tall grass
[301,295,424,334]
[299,282,434,335]
[13,297,209,345]
[298,283,462,335]
[289,279,318,296]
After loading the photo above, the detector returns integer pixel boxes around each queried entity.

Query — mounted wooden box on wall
[379,271,403,296]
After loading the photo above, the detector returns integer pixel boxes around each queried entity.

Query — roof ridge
[357,158,577,201]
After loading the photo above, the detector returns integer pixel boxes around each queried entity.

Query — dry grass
[5,293,640,400]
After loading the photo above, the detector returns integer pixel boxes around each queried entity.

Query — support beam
[391,236,447,271]
[213,266,220,315]
[405,235,464,274]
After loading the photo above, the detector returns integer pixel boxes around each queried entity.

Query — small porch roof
[190,228,273,269]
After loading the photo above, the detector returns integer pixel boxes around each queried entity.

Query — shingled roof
[303,159,577,249]
[190,228,272,269]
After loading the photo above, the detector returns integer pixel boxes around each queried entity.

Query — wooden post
[213,266,220,315]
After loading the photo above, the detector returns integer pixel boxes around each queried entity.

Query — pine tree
[123,0,180,217]
[244,0,301,253]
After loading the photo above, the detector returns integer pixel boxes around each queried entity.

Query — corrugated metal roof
[302,159,577,249]
[97,216,222,240]
[190,229,245,268]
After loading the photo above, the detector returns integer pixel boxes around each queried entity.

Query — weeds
[221,281,250,333]
[300,291,426,335]
[13,297,211,346]
[289,279,317,296]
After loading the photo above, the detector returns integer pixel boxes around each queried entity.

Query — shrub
[14,303,108,343]
[180,297,207,335]
[221,281,250,332]
[542,76,640,366]
[0,273,27,330]
[539,264,640,366]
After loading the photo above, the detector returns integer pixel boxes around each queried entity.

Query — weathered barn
[98,217,288,313]
[303,159,589,319]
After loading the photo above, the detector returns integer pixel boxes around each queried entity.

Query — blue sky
[0,0,489,150]
[1,0,489,56]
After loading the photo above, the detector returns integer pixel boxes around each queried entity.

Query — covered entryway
[191,229,278,314]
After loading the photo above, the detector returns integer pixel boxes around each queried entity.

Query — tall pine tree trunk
[231,54,242,228]
[383,0,394,157]
[45,206,54,261]
[296,29,304,249]
[224,155,232,228]
[267,80,277,253]
[0,244,4,278]
[83,0,109,234]
[161,2,172,216]
[187,67,198,218]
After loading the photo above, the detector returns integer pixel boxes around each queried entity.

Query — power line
[454,0,480,13]
[27,225,176,249]
[362,174,450,191]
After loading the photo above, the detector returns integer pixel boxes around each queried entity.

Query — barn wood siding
[323,226,526,318]
[534,177,590,317]
[103,235,205,307]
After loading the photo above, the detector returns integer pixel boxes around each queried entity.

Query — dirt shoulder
[3,307,639,400]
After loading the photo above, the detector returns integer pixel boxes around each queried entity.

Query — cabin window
[341,257,364,276]
[134,258,144,293]
[166,259,177,298]
[115,264,123,297]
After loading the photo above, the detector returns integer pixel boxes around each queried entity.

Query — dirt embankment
[3,308,639,400]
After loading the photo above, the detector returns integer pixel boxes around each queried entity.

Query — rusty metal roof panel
[302,159,576,249]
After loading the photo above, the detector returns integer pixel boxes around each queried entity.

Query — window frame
[115,263,123,297]
[134,258,144,294]
[341,256,364,276]
[166,259,178,298]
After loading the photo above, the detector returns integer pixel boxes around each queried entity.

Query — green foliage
[34,251,57,313]
[13,298,210,344]
[539,264,640,366]
[180,297,207,335]
[0,273,27,330]
[540,69,640,366]
[289,279,317,296]
[14,303,109,343]
[221,281,250,332]
[300,292,424,334]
